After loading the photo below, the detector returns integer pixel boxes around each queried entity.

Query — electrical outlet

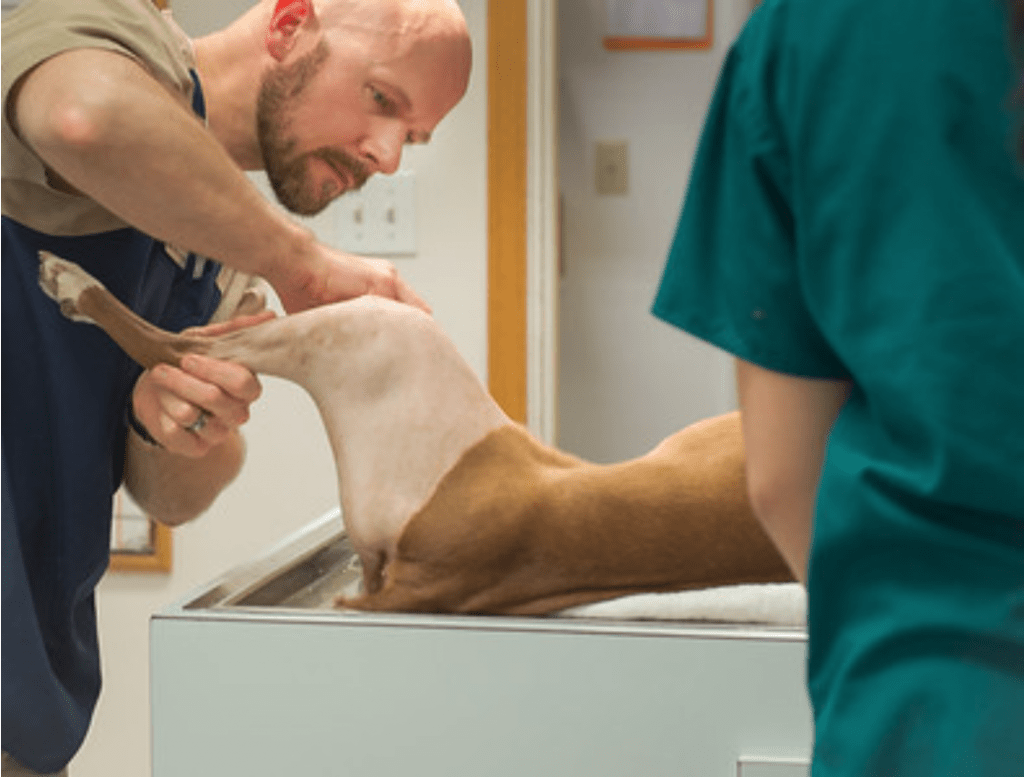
[595,141,628,196]
[332,171,417,256]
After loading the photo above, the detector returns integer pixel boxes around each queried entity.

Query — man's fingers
[178,353,262,405]
[393,277,432,315]
[137,360,260,456]
[360,257,432,314]
[184,310,276,338]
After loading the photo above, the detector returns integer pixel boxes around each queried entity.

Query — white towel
[559,583,807,627]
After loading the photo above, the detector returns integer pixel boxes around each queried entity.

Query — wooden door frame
[488,0,558,441]
[487,0,528,423]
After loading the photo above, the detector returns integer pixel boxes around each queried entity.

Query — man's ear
[266,0,315,61]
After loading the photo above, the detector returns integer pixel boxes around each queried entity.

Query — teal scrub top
[652,0,1024,774]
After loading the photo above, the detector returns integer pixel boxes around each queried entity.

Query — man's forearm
[12,48,314,289]
[123,429,245,527]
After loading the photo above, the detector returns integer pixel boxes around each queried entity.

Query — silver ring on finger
[185,408,210,434]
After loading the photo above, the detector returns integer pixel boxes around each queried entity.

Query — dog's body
[39,251,793,613]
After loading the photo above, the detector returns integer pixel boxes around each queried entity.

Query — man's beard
[256,41,370,216]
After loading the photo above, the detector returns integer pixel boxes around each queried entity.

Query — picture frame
[110,485,172,573]
[603,0,713,51]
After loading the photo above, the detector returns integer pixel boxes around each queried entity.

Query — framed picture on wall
[110,485,172,572]
[603,0,713,50]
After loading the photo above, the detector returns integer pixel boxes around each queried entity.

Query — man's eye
[370,87,395,113]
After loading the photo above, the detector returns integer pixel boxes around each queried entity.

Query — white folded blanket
[559,583,806,627]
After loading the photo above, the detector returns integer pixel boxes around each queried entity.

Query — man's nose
[360,120,405,175]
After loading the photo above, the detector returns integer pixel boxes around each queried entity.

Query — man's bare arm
[124,424,245,527]
[10,48,423,313]
[735,359,851,583]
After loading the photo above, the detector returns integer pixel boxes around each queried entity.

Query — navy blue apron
[2,73,222,773]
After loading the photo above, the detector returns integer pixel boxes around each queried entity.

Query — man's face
[256,41,369,216]
[256,6,472,217]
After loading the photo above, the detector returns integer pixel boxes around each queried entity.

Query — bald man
[1,1,471,773]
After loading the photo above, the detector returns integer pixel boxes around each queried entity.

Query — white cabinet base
[151,512,813,776]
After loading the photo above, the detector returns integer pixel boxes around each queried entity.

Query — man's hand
[123,312,274,525]
[267,246,431,315]
[130,312,274,455]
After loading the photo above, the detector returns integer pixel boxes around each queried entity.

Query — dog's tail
[38,250,216,369]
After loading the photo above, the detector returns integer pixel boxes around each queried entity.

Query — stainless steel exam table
[151,509,813,776]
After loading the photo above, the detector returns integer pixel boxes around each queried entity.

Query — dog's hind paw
[37,251,102,323]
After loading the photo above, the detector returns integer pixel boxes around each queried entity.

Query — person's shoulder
[733,0,996,118]
[3,0,168,41]
[3,0,195,95]
[758,0,997,62]
[2,0,198,234]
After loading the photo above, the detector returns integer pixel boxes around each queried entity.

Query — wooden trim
[487,0,529,423]
[109,521,173,573]
[603,1,713,50]
[523,0,560,442]
[603,35,712,50]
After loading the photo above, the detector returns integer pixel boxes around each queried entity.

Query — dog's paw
[37,251,101,323]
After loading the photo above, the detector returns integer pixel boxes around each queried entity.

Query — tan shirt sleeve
[211,268,272,323]
[2,0,196,235]
[160,241,271,323]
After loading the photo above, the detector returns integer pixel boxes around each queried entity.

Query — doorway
[489,0,759,461]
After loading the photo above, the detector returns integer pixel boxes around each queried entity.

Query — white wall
[556,0,755,463]
[69,1,488,775]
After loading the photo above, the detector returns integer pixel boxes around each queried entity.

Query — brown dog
[38,251,793,615]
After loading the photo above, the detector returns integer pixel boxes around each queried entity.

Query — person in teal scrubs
[652,0,1024,774]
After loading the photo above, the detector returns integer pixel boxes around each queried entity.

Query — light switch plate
[332,170,416,256]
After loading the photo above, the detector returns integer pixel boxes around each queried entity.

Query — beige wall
[556,0,757,463]
[69,1,488,775]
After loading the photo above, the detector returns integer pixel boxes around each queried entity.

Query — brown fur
[342,414,793,614]
[76,285,212,368]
